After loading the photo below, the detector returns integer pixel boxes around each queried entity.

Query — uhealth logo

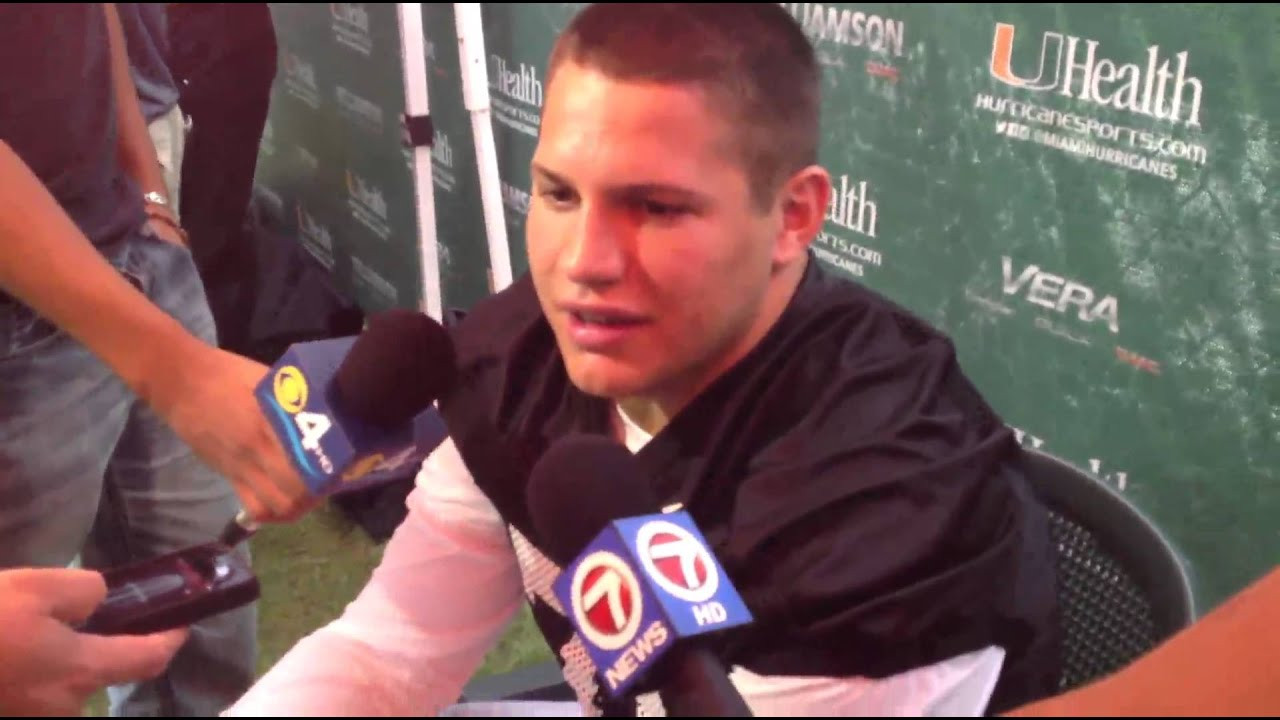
[989,22,1203,128]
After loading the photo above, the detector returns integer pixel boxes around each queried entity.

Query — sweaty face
[526,62,787,411]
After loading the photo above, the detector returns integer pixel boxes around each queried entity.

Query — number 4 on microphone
[294,411,335,473]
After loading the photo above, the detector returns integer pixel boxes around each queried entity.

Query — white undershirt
[223,405,1005,717]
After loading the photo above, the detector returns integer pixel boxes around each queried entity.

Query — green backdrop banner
[256,3,1278,613]
[777,2,1277,613]
[257,3,423,313]
[420,4,498,312]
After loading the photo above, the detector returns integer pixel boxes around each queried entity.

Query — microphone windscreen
[333,309,457,429]
[527,434,661,565]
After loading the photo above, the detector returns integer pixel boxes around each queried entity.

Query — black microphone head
[527,434,661,565]
[333,309,457,429]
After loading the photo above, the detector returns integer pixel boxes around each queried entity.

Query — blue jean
[0,226,257,716]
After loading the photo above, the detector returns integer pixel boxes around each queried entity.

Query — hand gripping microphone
[219,309,457,546]
[527,435,754,716]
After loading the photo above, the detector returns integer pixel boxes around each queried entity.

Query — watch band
[142,191,169,207]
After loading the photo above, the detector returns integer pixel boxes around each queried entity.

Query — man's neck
[615,397,669,438]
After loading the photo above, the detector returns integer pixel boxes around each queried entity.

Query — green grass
[85,502,552,715]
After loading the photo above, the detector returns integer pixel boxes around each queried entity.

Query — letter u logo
[990,23,1063,91]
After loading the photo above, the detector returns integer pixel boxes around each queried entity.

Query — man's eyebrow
[614,181,707,198]
[531,163,569,186]
[532,163,709,201]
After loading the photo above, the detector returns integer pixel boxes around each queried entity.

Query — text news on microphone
[222,4,1062,717]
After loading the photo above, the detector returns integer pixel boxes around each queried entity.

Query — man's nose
[563,204,626,287]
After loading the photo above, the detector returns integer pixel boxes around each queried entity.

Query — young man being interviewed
[226,4,1061,716]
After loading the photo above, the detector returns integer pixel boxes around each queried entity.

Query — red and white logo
[569,551,644,651]
[636,520,719,604]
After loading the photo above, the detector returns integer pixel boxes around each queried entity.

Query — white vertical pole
[397,2,444,320]
[455,2,514,293]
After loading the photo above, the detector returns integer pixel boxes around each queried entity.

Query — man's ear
[774,165,831,266]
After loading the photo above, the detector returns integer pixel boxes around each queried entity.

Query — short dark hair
[547,3,821,210]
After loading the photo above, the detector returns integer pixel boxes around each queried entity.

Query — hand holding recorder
[0,568,188,716]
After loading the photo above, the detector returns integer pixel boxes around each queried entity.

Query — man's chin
[563,358,651,400]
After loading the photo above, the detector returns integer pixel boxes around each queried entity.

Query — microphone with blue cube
[554,510,753,697]
[529,434,756,716]
[220,309,457,546]
[257,332,447,494]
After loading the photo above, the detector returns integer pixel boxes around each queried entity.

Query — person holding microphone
[0,4,314,715]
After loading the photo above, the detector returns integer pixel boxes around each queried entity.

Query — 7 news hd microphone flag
[254,310,457,496]
[552,510,753,698]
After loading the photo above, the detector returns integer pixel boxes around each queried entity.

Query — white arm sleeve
[223,437,526,717]
[726,645,1006,717]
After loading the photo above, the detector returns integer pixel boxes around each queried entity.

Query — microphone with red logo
[528,435,754,716]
